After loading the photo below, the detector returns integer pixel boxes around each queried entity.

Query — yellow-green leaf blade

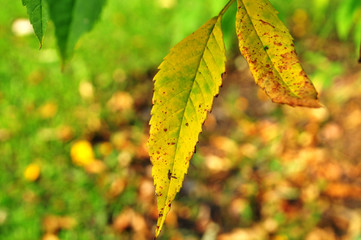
[149,15,226,238]
[236,0,321,108]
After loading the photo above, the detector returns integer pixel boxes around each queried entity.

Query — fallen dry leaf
[84,160,106,174]
[39,102,58,119]
[70,140,95,167]
[24,163,41,182]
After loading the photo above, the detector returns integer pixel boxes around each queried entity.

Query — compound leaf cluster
[149,0,320,237]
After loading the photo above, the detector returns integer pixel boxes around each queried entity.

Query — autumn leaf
[236,0,321,108]
[148,2,230,237]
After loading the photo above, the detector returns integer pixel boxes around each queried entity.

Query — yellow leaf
[236,0,321,108]
[98,142,113,156]
[84,160,106,174]
[24,163,41,182]
[42,233,59,240]
[148,9,227,238]
[39,102,58,119]
[70,140,95,166]
[107,91,134,112]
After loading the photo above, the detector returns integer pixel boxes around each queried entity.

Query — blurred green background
[1,0,361,239]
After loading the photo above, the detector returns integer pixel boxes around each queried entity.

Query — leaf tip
[155,224,161,239]
[316,101,325,109]
[155,216,164,237]
[268,90,321,108]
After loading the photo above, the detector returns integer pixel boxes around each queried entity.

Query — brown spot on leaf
[299,70,307,78]
[168,170,171,180]
[259,19,275,28]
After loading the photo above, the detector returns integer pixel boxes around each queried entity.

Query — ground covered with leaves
[1,0,361,240]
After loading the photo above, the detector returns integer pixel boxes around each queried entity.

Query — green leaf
[22,0,48,47]
[46,0,106,63]
[236,0,320,108]
[148,8,227,238]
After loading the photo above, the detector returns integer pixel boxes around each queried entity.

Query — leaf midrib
[239,0,298,97]
[160,16,221,218]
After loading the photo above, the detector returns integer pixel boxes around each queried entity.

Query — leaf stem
[219,0,236,17]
